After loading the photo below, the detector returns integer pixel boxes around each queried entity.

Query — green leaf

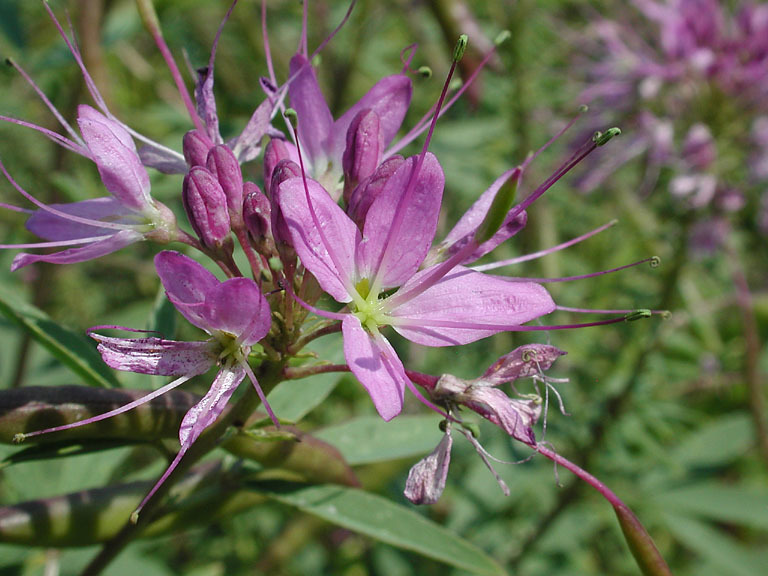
[671,413,752,467]
[314,415,443,465]
[654,483,768,531]
[259,483,507,576]
[266,332,346,422]
[663,513,767,576]
[1,439,144,469]
[0,286,119,388]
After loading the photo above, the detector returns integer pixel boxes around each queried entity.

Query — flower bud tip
[12,433,25,444]
[593,127,622,146]
[418,66,433,79]
[494,30,511,46]
[453,34,469,62]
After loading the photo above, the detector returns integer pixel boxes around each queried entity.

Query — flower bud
[404,429,453,505]
[206,145,244,222]
[182,166,232,249]
[242,182,271,241]
[347,155,405,227]
[183,130,212,167]
[342,109,383,203]
[264,138,298,196]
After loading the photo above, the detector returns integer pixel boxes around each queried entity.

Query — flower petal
[391,267,556,346]
[278,177,360,303]
[25,198,136,241]
[331,74,412,163]
[289,54,333,170]
[357,153,444,288]
[404,431,452,505]
[91,334,216,376]
[201,277,271,345]
[77,105,153,213]
[342,315,405,421]
[11,229,143,271]
[155,251,220,332]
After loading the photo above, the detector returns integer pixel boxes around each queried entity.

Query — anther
[453,34,469,62]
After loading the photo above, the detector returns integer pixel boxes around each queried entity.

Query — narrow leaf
[0,286,119,388]
[258,483,507,576]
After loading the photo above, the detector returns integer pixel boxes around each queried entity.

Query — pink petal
[390,267,556,346]
[91,334,216,376]
[77,105,153,213]
[331,74,412,163]
[155,251,220,332]
[289,54,333,170]
[357,153,444,288]
[11,229,143,271]
[342,315,405,421]
[25,198,136,241]
[277,177,360,303]
[201,277,271,345]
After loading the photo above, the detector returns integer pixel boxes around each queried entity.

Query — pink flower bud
[183,130,212,167]
[347,155,405,227]
[404,430,453,505]
[242,182,271,241]
[206,145,244,221]
[264,138,297,196]
[342,109,384,202]
[182,166,231,248]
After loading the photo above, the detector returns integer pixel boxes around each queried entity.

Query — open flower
[20,250,275,515]
[1,106,179,270]
[278,152,555,421]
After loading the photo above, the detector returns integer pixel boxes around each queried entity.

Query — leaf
[0,285,120,388]
[1,438,144,469]
[148,287,176,338]
[266,332,346,422]
[654,483,768,531]
[314,414,443,465]
[663,513,767,576]
[259,483,507,576]
[671,413,752,467]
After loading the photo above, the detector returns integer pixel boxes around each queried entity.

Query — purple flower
[20,250,275,516]
[278,153,555,421]
[1,106,179,270]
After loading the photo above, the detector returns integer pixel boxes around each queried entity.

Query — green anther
[130,510,140,525]
[12,433,25,444]
[284,108,299,129]
[438,419,449,433]
[494,30,511,46]
[660,310,672,320]
[418,66,433,79]
[624,309,652,322]
[268,256,283,272]
[453,34,469,62]
[475,169,520,244]
[579,104,589,113]
[650,256,661,268]
[593,127,621,146]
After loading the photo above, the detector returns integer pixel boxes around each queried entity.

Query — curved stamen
[241,360,280,427]
[308,1,358,63]
[502,257,659,283]
[0,234,115,250]
[391,314,648,331]
[473,220,617,271]
[556,305,669,316]
[0,115,89,156]
[261,0,277,87]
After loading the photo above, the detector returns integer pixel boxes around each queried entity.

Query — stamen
[0,235,114,250]
[0,114,89,156]
[5,58,83,146]
[241,361,280,428]
[16,374,194,441]
[391,312,655,332]
[261,0,277,87]
[459,428,511,496]
[502,256,659,283]
[308,1,358,63]
[473,220,617,271]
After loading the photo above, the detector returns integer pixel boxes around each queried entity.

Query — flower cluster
[2,1,650,513]
[577,0,768,247]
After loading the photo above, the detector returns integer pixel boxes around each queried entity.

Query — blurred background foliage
[0,0,767,575]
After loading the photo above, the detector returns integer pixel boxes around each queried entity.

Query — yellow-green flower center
[351,278,391,331]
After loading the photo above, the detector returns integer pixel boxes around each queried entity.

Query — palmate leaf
[0,285,119,388]
[257,482,508,576]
